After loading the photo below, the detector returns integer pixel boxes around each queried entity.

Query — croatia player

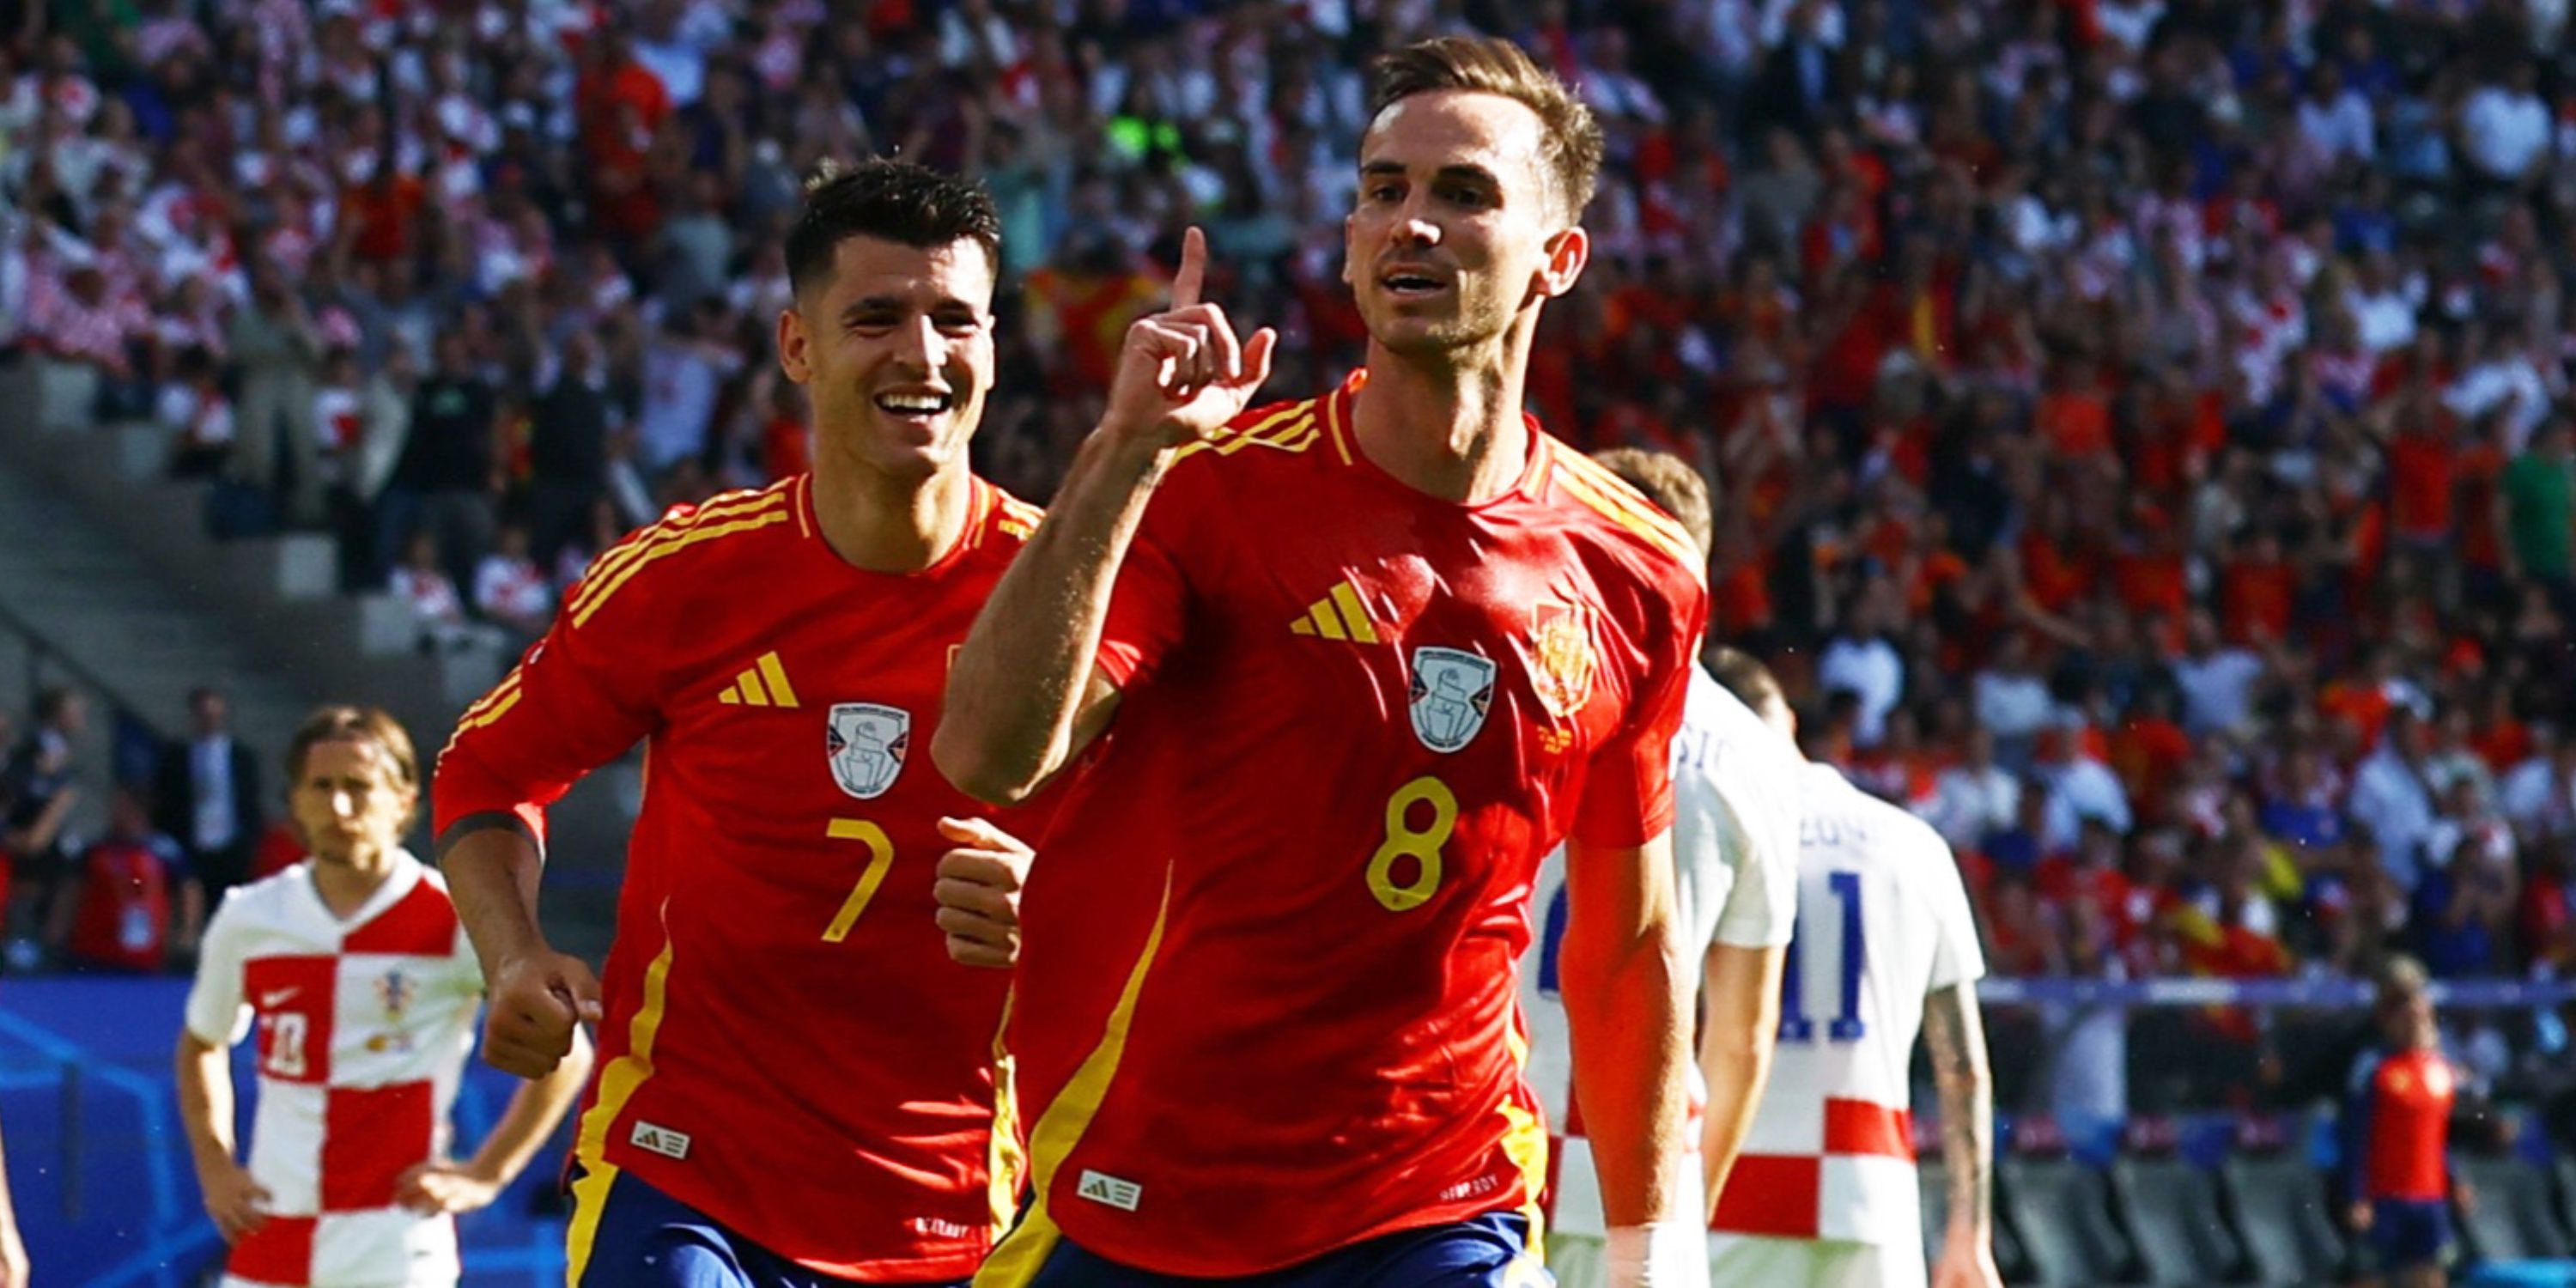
[938,36,1710,1288]
[434,161,1047,1285]
[1703,655,2001,1288]
[176,707,591,1288]
[1519,449,1797,1288]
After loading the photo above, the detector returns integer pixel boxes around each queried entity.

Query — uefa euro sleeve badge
[1408,647,1497,753]
[827,702,911,799]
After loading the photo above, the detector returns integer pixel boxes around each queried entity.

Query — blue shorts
[2369,1197,2451,1271]
[568,1166,970,1288]
[1011,1213,1552,1287]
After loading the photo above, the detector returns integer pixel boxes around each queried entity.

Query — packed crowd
[4,0,2576,1012]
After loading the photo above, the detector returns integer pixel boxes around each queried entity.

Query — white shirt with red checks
[185,853,484,1288]
[1709,764,1986,1247]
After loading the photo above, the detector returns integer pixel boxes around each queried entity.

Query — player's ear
[776,305,813,385]
[1340,213,1358,288]
[1535,226,1589,301]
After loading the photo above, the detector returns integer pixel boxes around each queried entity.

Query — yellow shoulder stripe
[1556,447,1701,544]
[1170,400,1320,464]
[996,495,1045,538]
[570,501,793,628]
[1554,462,1704,581]
[571,490,786,619]
[440,664,528,759]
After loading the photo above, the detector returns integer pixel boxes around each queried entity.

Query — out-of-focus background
[9,0,2576,1281]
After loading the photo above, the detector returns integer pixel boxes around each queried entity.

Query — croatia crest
[1408,647,1497,753]
[827,702,910,799]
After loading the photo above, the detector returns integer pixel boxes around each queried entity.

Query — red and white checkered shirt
[185,853,484,1287]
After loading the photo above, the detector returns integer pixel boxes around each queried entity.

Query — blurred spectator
[48,784,197,972]
[526,330,622,566]
[391,331,502,594]
[1817,580,1903,747]
[225,261,325,526]
[2353,708,2442,891]
[1926,726,2019,854]
[2,688,84,964]
[390,530,503,654]
[150,686,260,899]
[471,520,555,643]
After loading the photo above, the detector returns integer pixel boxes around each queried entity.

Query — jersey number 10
[1779,871,1866,1043]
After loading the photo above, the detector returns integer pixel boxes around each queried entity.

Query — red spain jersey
[2350,1046,2457,1202]
[434,473,1048,1281]
[984,372,1708,1280]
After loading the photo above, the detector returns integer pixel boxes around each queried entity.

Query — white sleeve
[1921,823,1987,991]
[1709,738,1801,951]
[183,893,254,1047]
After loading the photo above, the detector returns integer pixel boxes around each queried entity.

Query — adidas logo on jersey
[1288,580,1386,643]
[1075,1169,1143,1212]
[630,1120,693,1161]
[717,652,800,708]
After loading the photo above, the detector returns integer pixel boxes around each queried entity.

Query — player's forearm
[174,1032,239,1176]
[1563,913,1696,1224]
[1696,942,1785,1208]
[934,427,1164,803]
[441,825,551,978]
[1923,982,1996,1241]
[465,1027,592,1184]
[0,1118,18,1240]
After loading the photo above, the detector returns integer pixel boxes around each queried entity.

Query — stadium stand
[2458,1152,2576,1263]
[2001,1153,2138,1285]
[5,0,2576,1279]
[2112,1152,2250,1284]
[2223,1150,2354,1285]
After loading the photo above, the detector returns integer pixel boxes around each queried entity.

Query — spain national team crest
[1528,601,1599,720]
[1409,647,1497,753]
[827,703,910,799]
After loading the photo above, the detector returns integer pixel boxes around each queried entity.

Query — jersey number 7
[823,818,896,942]
[1779,871,1866,1043]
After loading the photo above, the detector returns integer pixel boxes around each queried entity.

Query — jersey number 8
[1368,776,1456,912]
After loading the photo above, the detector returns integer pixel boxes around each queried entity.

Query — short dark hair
[286,705,420,825]
[1704,645,1790,728]
[1589,447,1713,556]
[784,159,1003,301]
[1370,36,1605,224]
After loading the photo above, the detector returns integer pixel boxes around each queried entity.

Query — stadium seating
[2458,1156,2576,1263]
[2000,1157,2138,1285]
[2222,1153,2352,1286]
[2114,1154,2249,1284]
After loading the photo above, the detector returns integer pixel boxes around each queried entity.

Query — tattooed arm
[1923,981,2002,1288]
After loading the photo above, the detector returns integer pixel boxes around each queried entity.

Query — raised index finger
[1171,226,1207,309]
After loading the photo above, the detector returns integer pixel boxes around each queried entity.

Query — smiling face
[777,234,996,484]
[1342,89,1586,359]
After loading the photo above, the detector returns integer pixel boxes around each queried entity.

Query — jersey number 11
[1779,871,1866,1043]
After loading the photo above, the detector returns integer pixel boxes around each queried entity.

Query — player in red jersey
[2345,957,2468,1288]
[434,161,1048,1287]
[936,36,1712,1288]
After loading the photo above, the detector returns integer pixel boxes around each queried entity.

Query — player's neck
[811,456,975,574]
[308,846,398,919]
[1351,338,1532,505]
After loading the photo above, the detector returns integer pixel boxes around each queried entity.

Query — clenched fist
[483,948,602,1078]
[933,816,1035,969]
